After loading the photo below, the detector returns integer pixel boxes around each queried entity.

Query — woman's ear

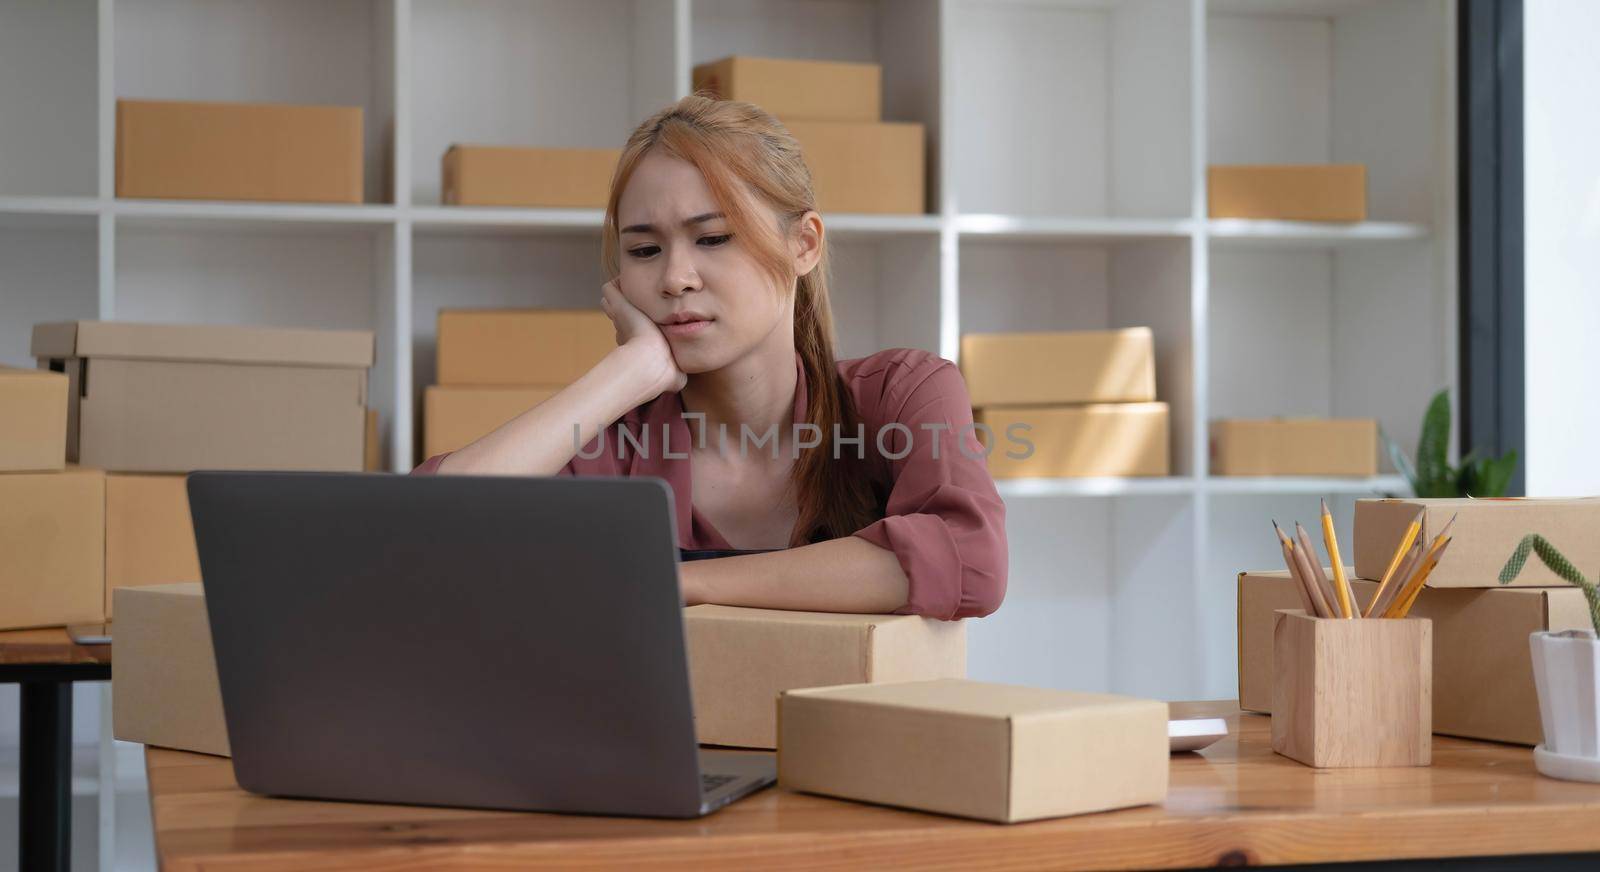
[790,210,824,277]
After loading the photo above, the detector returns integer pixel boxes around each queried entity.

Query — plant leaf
[1380,425,1419,494]
[1415,389,1451,494]
[1478,450,1518,497]
[1500,534,1600,634]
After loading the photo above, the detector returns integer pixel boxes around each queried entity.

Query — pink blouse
[410,347,1007,620]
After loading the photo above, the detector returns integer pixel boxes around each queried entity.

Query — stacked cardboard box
[693,55,925,214]
[959,327,1169,478]
[1210,417,1378,476]
[423,309,615,460]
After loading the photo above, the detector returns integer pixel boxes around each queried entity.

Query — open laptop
[186,471,775,818]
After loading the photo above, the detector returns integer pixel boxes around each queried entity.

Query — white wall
[1524,0,1600,497]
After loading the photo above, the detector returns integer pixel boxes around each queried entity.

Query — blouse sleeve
[851,358,1008,621]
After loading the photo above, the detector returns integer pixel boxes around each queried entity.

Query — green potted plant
[1499,534,1600,782]
[1383,389,1518,497]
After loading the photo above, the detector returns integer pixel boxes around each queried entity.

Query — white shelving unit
[0,0,1453,704]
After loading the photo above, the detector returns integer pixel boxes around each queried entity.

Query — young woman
[412,95,1006,621]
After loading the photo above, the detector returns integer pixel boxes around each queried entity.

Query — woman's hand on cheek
[600,278,687,395]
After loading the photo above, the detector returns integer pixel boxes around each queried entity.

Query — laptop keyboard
[701,773,739,794]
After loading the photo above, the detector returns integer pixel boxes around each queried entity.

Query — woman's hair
[601,93,880,546]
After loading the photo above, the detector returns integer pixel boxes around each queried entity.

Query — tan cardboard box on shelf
[435,309,615,387]
[779,679,1168,823]
[0,467,105,631]
[424,386,561,458]
[364,408,381,472]
[105,473,200,619]
[113,583,230,757]
[0,366,68,472]
[782,120,925,215]
[1210,418,1377,477]
[1354,497,1600,588]
[441,145,620,209]
[959,327,1157,406]
[1237,570,1592,746]
[1207,164,1367,222]
[31,321,373,473]
[684,605,966,749]
[117,99,363,204]
[976,403,1170,479]
[692,55,882,122]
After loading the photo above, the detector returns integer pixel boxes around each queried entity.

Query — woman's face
[615,150,812,373]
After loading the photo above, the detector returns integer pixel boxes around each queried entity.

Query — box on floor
[779,679,1168,823]
[435,309,614,387]
[975,403,1170,479]
[959,327,1157,407]
[113,583,229,757]
[1207,164,1366,222]
[32,320,372,473]
[1210,418,1377,477]
[692,55,881,122]
[117,99,363,204]
[1238,570,1591,746]
[442,145,620,208]
[0,366,67,472]
[684,605,966,749]
[0,467,105,630]
[1354,497,1600,588]
[424,386,560,458]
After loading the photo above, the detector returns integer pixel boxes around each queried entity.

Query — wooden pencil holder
[1270,609,1432,769]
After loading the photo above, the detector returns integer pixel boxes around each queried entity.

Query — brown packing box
[1211,418,1377,477]
[684,605,966,749]
[32,321,373,473]
[117,99,362,204]
[783,120,925,215]
[113,583,229,757]
[779,679,1168,823]
[0,467,105,630]
[692,56,881,122]
[1207,164,1367,222]
[424,386,561,458]
[1237,570,1592,746]
[364,408,381,472]
[1355,497,1600,588]
[0,366,68,471]
[436,309,614,387]
[976,403,1170,479]
[105,474,200,619]
[959,327,1157,406]
[442,145,620,208]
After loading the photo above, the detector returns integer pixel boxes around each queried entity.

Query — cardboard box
[112,583,230,757]
[1238,570,1592,745]
[692,56,881,122]
[684,605,966,749]
[364,408,381,472]
[779,679,1168,823]
[783,120,925,215]
[976,403,1170,479]
[1355,497,1600,588]
[32,321,372,473]
[117,99,362,204]
[105,474,200,619]
[442,145,620,208]
[435,309,614,386]
[424,386,561,458]
[0,366,68,471]
[0,467,105,630]
[1210,418,1377,477]
[1207,164,1367,222]
[959,327,1157,406]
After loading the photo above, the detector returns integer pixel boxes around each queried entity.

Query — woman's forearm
[437,340,668,476]
[682,536,910,614]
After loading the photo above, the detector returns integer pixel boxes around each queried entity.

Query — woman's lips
[661,318,713,337]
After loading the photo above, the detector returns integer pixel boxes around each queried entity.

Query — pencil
[1389,535,1453,618]
[1367,539,1422,619]
[1274,524,1317,615]
[1362,508,1425,618]
[1321,499,1355,619]
[1275,521,1329,617]
[1296,522,1343,620]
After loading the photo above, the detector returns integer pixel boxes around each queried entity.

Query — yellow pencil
[1363,508,1425,618]
[1368,539,1422,619]
[1389,536,1454,618]
[1320,499,1354,619]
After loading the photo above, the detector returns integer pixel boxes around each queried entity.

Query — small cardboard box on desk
[113,583,229,757]
[779,679,1168,822]
[1356,497,1600,588]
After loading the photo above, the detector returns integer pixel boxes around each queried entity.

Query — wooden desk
[145,700,1600,870]
[0,627,113,872]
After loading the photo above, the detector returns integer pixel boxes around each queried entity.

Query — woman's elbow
[954,567,1007,619]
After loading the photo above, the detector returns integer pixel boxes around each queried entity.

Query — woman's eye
[699,234,732,247]
[627,245,660,259]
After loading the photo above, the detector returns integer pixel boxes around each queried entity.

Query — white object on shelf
[1530,629,1600,781]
